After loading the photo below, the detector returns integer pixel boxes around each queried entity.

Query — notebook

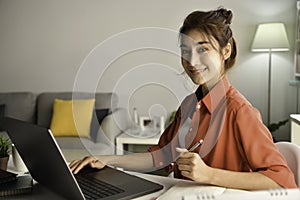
[158,180,300,200]
[0,175,33,197]
[0,117,163,200]
[0,169,17,184]
[215,188,300,200]
[157,181,226,200]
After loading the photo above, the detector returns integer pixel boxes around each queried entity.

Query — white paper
[157,181,226,200]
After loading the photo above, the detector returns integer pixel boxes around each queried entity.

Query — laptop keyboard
[76,175,125,200]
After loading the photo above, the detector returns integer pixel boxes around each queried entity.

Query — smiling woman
[69,7,297,190]
[179,10,237,93]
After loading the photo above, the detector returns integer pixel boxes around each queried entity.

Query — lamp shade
[251,22,289,52]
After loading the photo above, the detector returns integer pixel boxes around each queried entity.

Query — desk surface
[6,159,299,200]
[3,169,180,200]
[3,168,300,200]
[5,156,179,200]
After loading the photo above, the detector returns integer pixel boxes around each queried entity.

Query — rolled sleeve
[148,109,182,169]
[148,144,171,168]
[235,105,297,188]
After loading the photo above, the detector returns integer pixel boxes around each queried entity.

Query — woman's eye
[181,49,190,55]
[198,47,207,53]
[181,49,190,58]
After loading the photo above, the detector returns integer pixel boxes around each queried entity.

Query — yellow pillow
[50,98,95,137]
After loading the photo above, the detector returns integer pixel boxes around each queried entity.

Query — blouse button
[189,127,193,132]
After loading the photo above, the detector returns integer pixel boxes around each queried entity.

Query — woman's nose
[189,52,201,66]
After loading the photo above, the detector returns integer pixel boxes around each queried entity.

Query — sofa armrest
[96,108,130,143]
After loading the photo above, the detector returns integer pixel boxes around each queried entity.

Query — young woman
[70,8,297,190]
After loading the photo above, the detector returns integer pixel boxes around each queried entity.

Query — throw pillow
[96,109,110,125]
[89,109,111,141]
[0,104,5,131]
[0,104,5,118]
[50,99,95,137]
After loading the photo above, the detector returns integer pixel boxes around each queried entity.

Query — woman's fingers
[69,160,81,172]
[175,147,203,179]
[69,156,102,174]
[69,158,87,174]
[176,147,198,160]
[176,147,193,161]
[69,159,81,169]
[176,148,191,172]
[176,147,188,153]
[177,162,191,171]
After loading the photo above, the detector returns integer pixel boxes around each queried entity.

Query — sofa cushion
[50,98,95,137]
[55,137,114,156]
[36,92,118,128]
[0,92,36,123]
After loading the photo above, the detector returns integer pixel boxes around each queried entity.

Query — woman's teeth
[190,67,207,73]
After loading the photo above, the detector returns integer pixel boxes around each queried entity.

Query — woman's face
[180,30,228,89]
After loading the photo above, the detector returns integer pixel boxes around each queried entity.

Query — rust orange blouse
[149,76,297,188]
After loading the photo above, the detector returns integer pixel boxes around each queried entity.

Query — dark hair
[179,7,237,71]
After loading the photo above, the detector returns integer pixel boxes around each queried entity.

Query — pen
[188,139,203,152]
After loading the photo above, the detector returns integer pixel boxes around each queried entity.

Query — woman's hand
[176,147,212,183]
[69,156,106,174]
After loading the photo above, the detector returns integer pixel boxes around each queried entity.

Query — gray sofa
[0,92,129,161]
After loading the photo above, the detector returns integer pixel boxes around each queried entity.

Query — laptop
[0,117,163,200]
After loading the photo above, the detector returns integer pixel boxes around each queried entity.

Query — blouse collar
[196,76,231,114]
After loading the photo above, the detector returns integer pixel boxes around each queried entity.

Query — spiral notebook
[158,181,227,200]
[181,188,300,200]
[214,188,300,200]
[159,181,300,200]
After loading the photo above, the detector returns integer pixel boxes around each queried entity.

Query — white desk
[6,151,300,200]
[3,164,248,200]
[5,160,300,200]
[116,132,160,155]
[290,114,300,146]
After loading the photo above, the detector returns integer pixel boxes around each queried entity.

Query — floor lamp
[251,22,290,126]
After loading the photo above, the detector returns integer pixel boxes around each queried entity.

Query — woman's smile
[180,30,224,88]
[189,66,208,75]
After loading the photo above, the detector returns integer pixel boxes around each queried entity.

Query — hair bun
[218,8,233,25]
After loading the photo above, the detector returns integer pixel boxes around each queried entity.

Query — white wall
[0,0,298,141]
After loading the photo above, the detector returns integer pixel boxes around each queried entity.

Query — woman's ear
[222,43,231,60]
